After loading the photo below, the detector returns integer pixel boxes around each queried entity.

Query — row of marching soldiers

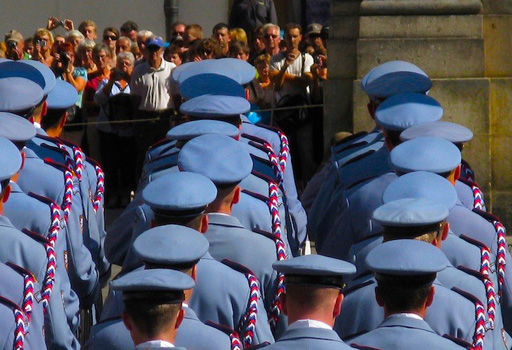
[1,56,512,350]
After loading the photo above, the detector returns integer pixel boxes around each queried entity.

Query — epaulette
[442,334,473,349]
[344,279,374,295]
[346,175,379,191]
[222,259,257,276]
[251,170,278,186]
[85,156,101,168]
[42,158,70,172]
[56,137,80,149]
[241,189,268,203]
[252,228,276,241]
[472,208,501,223]
[254,122,284,134]
[350,344,380,350]
[241,133,268,146]
[21,228,49,245]
[451,286,487,348]
[5,262,36,320]
[243,342,271,349]
[40,142,69,157]
[332,131,368,147]
[0,295,25,349]
[251,156,279,182]
[248,140,274,157]
[457,265,488,281]
[334,140,368,155]
[459,234,488,249]
[340,149,376,169]
[344,329,369,341]
[148,138,171,151]
[206,321,244,350]
[150,149,179,163]
[458,178,485,210]
[95,315,122,325]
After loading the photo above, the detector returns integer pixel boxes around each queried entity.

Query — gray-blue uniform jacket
[18,147,99,308]
[101,256,275,345]
[5,182,80,332]
[84,317,133,350]
[350,314,467,350]
[0,297,43,350]
[0,215,79,350]
[337,277,480,347]
[262,326,353,350]
[0,262,46,350]
[456,179,486,211]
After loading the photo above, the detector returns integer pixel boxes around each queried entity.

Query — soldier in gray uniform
[111,268,192,350]
[261,254,356,350]
[350,240,468,350]
[178,133,286,335]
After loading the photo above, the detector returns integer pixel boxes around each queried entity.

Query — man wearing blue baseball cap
[130,35,176,177]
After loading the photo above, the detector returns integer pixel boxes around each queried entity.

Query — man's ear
[454,164,461,182]
[441,222,449,241]
[200,214,209,234]
[426,286,435,308]
[2,185,11,203]
[121,311,133,331]
[375,286,384,307]
[175,308,185,329]
[231,186,241,206]
[59,112,68,129]
[42,100,48,118]
[191,265,198,281]
[333,293,343,318]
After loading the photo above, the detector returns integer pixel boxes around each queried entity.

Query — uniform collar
[288,319,332,331]
[207,213,244,228]
[135,340,174,349]
[380,314,433,332]
[278,326,343,342]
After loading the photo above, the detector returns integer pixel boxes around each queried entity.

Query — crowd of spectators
[1,13,329,205]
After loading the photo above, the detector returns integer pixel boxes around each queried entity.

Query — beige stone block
[360,15,482,38]
[490,191,512,229]
[462,134,491,192]
[352,80,375,132]
[483,15,512,77]
[491,136,512,191]
[490,78,512,135]
[330,15,360,39]
[329,39,358,79]
[331,0,363,16]
[481,0,512,15]
[357,38,485,79]
[360,0,482,15]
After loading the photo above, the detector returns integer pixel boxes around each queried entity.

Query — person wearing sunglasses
[102,27,119,65]
[262,23,281,56]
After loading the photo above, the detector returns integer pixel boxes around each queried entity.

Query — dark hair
[377,282,431,314]
[153,212,203,230]
[212,22,229,34]
[124,300,181,338]
[103,27,120,38]
[285,23,302,35]
[120,21,138,33]
[191,38,221,59]
[384,129,402,148]
[229,41,250,57]
[41,108,67,130]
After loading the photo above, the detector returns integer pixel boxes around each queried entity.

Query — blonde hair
[34,28,54,45]
[229,28,247,45]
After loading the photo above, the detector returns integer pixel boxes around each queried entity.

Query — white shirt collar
[33,121,42,129]
[287,319,332,331]
[392,313,423,321]
[135,340,175,349]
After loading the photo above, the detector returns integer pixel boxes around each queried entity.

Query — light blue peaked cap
[166,120,239,141]
[134,224,209,266]
[273,254,356,276]
[0,60,47,93]
[180,73,246,100]
[142,171,217,211]
[400,121,473,144]
[178,134,253,185]
[382,171,458,210]
[171,58,256,86]
[17,60,57,95]
[375,93,443,131]
[0,78,44,113]
[47,80,78,109]
[111,268,194,294]
[366,239,449,275]
[373,198,449,227]
[180,94,250,117]
[361,60,432,99]
[0,112,36,142]
[0,137,23,191]
[390,136,461,174]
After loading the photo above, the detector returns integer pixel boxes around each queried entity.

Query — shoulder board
[340,149,376,169]
[353,232,382,245]
[96,315,122,325]
[21,228,49,244]
[221,259,257,276]
[241,133,268,146]
[151,149,179,162]
[5,262,35,279]
[442,334,472,349]
[243,342,271,350]
[36,134,57,143]
[43,158,69,172]
[40,142,69,157]
[472,208,501,223]
[459,234,488,249]
[86,156,101,168]
[457,178,475,187]
[350,344,380,350]
[251,154,274,168]
[148,138,171,151]
[346,175,379,191]
[56,137,80,149]
[457,265,487,282]
[335,140,368,155]
[248,140,270,154]
[344,330,369,341]
[252,228,276,241]
[333,131,368,147]
[251,170,276,185]
[205,321,237,336]
[254,123,283,134]
[241,189,268,203]
[344,279,374,295]
[27,192,56,206]
[451,286,481,305]
[0,296,20,312]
